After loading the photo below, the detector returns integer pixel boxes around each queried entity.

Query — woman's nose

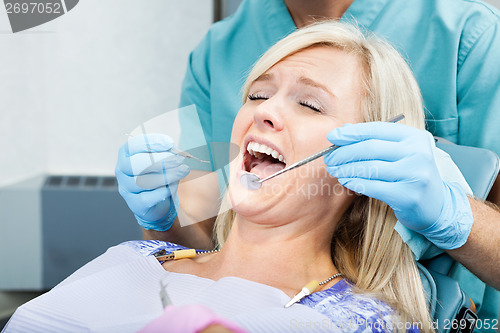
[253,98,285,131]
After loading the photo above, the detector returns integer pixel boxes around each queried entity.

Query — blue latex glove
[324,122,473,250]
[115,134,190,231]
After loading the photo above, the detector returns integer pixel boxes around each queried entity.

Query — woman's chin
[227,170,275,217]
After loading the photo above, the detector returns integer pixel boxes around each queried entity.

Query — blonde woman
[213,21,433,332]
[5,21,453,332]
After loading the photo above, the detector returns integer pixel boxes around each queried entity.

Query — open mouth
[243,141,286,179]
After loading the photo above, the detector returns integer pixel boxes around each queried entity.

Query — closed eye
[300,101,322,113]
[248,93,324,113]
[248,93,269,101]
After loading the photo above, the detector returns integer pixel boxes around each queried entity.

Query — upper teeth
[247,141,285,163]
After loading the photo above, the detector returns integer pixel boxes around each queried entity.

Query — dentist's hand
[115,134,190,231]
[324,122,473,250]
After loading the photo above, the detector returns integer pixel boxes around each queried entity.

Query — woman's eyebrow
[253,73,273,83]
[298,76,336,98]
[252,73,336,98]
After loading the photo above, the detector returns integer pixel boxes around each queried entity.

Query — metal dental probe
[125,133,210,164]
[170,148,210,164]
[240,113,405,190]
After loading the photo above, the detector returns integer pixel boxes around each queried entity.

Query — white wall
[485,0,500,8]
[0,0,212,187]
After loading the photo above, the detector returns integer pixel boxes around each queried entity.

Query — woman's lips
[237,135,287,185]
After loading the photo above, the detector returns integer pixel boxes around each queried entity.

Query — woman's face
[228,46,363,225]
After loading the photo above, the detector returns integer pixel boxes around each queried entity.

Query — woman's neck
[204,215,340,296]
[284,0,355,28]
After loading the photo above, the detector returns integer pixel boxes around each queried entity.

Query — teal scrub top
[178,0,500,327]
[179,0,500,159]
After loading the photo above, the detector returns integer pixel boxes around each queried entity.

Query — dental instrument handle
[125,133,210,164]
[159,280,172,308]
[257,113,405,185]
[387,113,405,123]
[171,148,210,164]
[284,280,320,308]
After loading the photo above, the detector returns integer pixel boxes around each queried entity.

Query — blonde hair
[215,21,432,332]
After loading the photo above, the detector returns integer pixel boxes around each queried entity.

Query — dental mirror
[240,173,262,190]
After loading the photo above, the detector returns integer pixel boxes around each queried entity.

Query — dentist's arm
[142,218,214,250]
[325,122,500,288]
[115,134,217,250]
[447,198,500,290]
[142,169,220,250]
[117,31,224,249]
[144,31,222,249]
